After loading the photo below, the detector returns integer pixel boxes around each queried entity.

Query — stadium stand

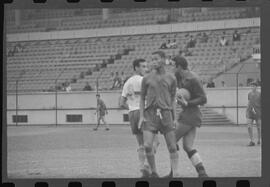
[6,8,259,34]
[7,26,260,92]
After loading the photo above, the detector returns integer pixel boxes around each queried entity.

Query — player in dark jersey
[93,94,109,131]
[138,51,180,178]
[165,55,208,177]
[246,81,261,146]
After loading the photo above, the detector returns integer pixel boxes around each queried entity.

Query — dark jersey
[97,99,107,116]
[141,71,177,110]
[246,91,261,119]
[176,71,207,127]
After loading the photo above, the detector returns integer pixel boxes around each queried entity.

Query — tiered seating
[7,37,127,92]
[7,27,259,92]
[72,27,260,90]
[6,8,258,34]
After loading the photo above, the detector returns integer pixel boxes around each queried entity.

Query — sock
[145,151,157,173]
[187,149,206,174]
[170,152,180,177]
[137,146,146,170]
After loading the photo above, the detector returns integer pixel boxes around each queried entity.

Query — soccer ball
[176,88,191,101]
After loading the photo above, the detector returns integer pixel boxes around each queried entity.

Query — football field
[7,125,261,178]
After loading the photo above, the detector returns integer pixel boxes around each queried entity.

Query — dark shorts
[178,106,202,127]
[99,110,106,117]
[129,110,142,135]
[246,109,261,120]
[143,107,175,134]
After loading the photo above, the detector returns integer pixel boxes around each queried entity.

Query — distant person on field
[93,94,109,131]
[246,82,261,146]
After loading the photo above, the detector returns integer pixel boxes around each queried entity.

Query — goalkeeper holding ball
[165,55,208,178]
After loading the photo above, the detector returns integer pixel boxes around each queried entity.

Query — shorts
[143,107,175,134]
[129,110,142,135]
[246,109,261,120]
[178,106,202,127]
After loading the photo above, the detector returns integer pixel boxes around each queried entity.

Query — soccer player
[138,51,180,178]
[93,94,109,131]
[246,81,261,146]
[165,55,208,177]
[119,59,159,178]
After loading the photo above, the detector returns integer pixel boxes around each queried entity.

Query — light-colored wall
[7,87,260,126]
[7,18,260,42]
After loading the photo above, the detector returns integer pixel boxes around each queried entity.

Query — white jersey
[121,74,143,112]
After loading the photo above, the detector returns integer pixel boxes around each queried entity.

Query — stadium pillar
[15,80,18,126]
[236,74,239,125]
[55,80,58,126]
[236,63,245,125]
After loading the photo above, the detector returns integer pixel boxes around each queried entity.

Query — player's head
[151,51,166,70]
[96,93,101,100]
[250,81,258,91]
[173,55,188,73]
[133,58,147,76]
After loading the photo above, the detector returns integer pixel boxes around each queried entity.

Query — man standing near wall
[246,82,261,146]
[93,94,109,131]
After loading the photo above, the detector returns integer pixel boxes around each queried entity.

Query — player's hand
[177,97,188,107]
[138,118,145,129]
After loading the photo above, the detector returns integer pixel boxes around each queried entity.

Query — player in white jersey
[119,59,159,178]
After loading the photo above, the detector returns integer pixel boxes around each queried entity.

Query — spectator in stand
[200,32,209,43]
[166,40,172,49]
[221,81,226,87]
[65,83,71,92]
[83,82,93,91]
[112,72,122,89]
[233,30,241,42]
[206,79,215,88]
[160,41,168,49]
[86,68,92,76]
[170,39,177,48]
[219,36,228,47]
[186,35,197,48]
[120,71,126,87]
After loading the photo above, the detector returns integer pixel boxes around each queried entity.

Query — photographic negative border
[2,0,270,187]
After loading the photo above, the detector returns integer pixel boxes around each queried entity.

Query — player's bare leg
[182,127,208,177]
[135,133,150,177]
[101,116,109,130]
[164,131,180,177]
[152,134,160,154]
[247,119,255,146]
[163,121,193,178]
[256,119,261,145]
[93,117,101,131]
[143,130,158,177]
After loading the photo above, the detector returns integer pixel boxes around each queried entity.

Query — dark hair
[133,58,146,71]
[152,51,166,59]
[173,55,188,70]
[96,93,100,97]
